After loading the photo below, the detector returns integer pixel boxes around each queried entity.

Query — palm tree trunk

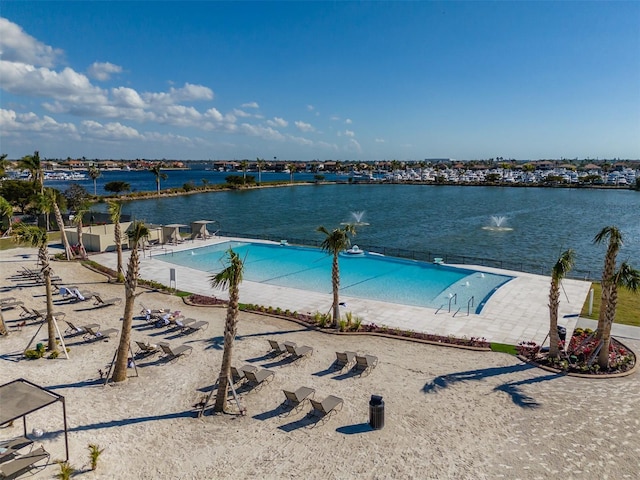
[214,284,239,412]
[332,253,340,327]
[114,222,124,282]
[39,245,57,352]
[596,243,619,339]
[113,248,139,382]
[77,220,87,259]
[548,278,560,358]
[597,285,618,369]
[52,202,72,260]
[0,312,8,336]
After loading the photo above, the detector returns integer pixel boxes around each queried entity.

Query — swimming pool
[156,241,513,313]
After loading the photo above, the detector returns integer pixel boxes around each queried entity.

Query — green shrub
[88,444,104,471]
[54,460,74,480]
[24,349,44,359]
[352,317,362,331]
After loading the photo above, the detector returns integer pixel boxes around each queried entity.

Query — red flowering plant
[517,341,539,359]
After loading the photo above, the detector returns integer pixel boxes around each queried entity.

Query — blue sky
[1,1,639,161]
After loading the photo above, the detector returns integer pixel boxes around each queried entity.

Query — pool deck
[93,236,596,347]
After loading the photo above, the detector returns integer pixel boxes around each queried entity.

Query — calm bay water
[92,182,640,279]
[45,165,336,195]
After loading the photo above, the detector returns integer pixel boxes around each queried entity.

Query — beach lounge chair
[31,308,66,321]
[0,300,23,311]
[0,446,50,478]
[268,339,288,356]
[335,351,357,371]
[282,386,315,414]
[139,303,169,317]
[64,321,100,336]
[93,295,122,307]
[354,354,378,376]
[65,288,93,302]
[231,364,258,385]
[83,326,119,342]
[284,342,313,361]
[160,343,193,360]
[243,368,275,390]
[135,341,161,356]
[310,395,344,421]
[0,436,33,463]
[180,320,209,335]
[18,305,37,320]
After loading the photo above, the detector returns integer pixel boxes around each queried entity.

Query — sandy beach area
[1,247,639,479]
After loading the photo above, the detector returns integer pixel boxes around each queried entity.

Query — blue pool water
[156,241,513,313]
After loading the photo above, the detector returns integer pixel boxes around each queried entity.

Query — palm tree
[88,166,101,196]
[548,249,575,358]
[108,201,125,282]
[210,249,245,412]
[256,158,266,185]
[317,224,356,327]
[149,164,168,196]
[288,163,297,183]
[240,160,249,184]
[12,224,57,352]
[0,196,13,235]
[34,191,54,231]
[19,151,43,194]
[593,226,623,339]
[597,262,640,369]
[0,153,10,178]
[49,189,72,261]
[112,221,149,382]
[72,203,90,259]
[0,312,7,337]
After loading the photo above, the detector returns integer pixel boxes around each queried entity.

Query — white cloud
[295,120,315,132]
[204,107,224,122]
[0,62,107,101]
[233,108,252,118]
[306,104,315,111]
[87,62,123,81]
[81,120,142,140]
[241,101,259,109]
[330,115,340,121]
[344,130,355,137]
[0,18,62,68]
[266,117,288,128]
[111,87,145,108]
[316,140,339,151]
[346,138,362,153]
[288,135,314,146]
[345,118,352,124]
[241,123,286,141]
[375,138,385,143]
[143,83,213,105]
[0,108,77,135]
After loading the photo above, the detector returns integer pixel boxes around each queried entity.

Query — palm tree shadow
[494,373,561,408]
[41,410,196,438]
[423,363,534,393]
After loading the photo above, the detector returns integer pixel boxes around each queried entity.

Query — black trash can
[369,394,384,430]
[557,325,567,342]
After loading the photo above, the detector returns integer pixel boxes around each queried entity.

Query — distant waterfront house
[535,160,554,170]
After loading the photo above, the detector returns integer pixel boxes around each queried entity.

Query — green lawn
[580,282,640,327]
